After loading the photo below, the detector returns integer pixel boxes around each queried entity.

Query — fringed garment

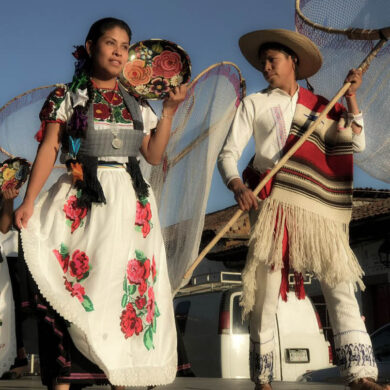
[241,87,364,319]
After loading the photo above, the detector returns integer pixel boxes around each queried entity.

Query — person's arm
[0,188,19,233]
[14,122,62,229]
[217,98,258,211]
[344,68,363,135]
[140,85,187,165]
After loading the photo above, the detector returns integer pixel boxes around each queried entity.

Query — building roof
[203,188,390,249]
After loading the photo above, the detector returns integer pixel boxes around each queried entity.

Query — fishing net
[0,62,245,292]
[0,85,66,204]
[295,0,390,182]
[141,62,245,292]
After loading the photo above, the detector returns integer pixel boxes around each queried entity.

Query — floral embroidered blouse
[36,83,158,163]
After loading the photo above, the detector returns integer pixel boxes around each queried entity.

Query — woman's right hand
[228,178,258,211]
[14,200,34,229]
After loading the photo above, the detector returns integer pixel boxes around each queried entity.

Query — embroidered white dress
[0,245,16,377]
[20,85,177,386]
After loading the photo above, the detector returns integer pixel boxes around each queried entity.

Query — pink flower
[152,51,182,78]
[1,178,17,192]
[146,287,155,324]
[53,249,69,273]
[120,302,143,338]
[127,258,150,285]
[138,281,147,297]
[71,283,85,302]
[69,250,89,281]
[135,296,146,310]
[135,201,152,238]
[63,195,87,233]
[151,255,156,282]
[64,277,73,292]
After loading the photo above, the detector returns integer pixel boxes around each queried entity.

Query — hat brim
[239,29,323,80]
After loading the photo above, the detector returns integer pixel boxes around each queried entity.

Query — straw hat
[239,29,323,80]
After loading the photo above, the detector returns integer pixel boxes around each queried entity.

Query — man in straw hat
[218,29,389,390]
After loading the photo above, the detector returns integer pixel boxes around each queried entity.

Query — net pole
[183,37,388,281]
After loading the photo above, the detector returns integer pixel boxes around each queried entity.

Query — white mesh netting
[0,63,245,292]
[296,0,390,183]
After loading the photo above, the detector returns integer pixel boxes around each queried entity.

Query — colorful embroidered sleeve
[35,85,72,142]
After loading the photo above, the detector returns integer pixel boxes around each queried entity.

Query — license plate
[286,348,310,363]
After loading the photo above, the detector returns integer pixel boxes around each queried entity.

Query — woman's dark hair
[66,17,132,143]
[85,17,132,45]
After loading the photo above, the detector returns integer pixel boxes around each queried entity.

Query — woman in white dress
[15,17,186,390]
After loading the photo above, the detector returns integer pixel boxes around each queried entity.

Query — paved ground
[0,376,346,390]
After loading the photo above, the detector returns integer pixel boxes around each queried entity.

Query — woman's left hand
[344,68,363,96]
[162,84,188,116]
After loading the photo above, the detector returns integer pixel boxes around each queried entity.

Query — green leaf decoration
[66,219,72,227]
[152,316,157,333]
[82,296,94,312]
[76,189,82,199]
[121,294,128,308]
[123,276,127,292]
[143,327,154,351]
[139,196,149,206]
[80,220,84,228]
[135,249,147,263]
[59,243,69,257]
[78,271,89,282]
[155,302,160,317]
[128,284,137,295]
[135,225,142,233]
[149,222,153,229]
[128,49,137,60]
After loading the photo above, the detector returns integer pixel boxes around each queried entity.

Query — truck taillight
[328,345,333,364]
[218,310,230,334]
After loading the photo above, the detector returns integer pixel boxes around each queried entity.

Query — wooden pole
[183,37,388,280]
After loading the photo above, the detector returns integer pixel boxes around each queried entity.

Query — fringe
[241,198,365,319]
[126,157,149,199]
[73,155,106,209]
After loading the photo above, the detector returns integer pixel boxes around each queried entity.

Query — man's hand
[228,178,258,211]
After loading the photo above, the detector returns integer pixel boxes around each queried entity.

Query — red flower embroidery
[71,283,85,302]
[127,258,150,285]
[122,108,133,121]
[39,100,54,121]
[64,195,87,233]
[94,103,110,120]
[69,250,89,281]
[138,281,147,297]
[120,302,143,338]
[64,277,73,292]
[135,296,146,310]
[135,201,152,238]
[151,256,156,281]
[146,287,155,324]
[53,249,69,273]
[63,278,85,302]
[103,92,122,106]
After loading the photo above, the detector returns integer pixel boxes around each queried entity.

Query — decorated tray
[0,157,30,192]
[120,39,191,100]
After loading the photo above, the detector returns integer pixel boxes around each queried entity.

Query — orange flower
[71,162,83,184]
[123,59,152,86]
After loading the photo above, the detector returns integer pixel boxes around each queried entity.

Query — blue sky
[1,0,389,212]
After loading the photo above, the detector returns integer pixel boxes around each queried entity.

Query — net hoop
[296,0,390,40]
